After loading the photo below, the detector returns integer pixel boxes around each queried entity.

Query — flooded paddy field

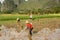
[0,18,60,40]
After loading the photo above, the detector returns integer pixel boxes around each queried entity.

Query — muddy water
[0,25,60,40]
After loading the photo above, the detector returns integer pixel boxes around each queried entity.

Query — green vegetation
[0,14,60,21]
[0,0,60,14]
[0,14,29,21]
[0,20,16,25]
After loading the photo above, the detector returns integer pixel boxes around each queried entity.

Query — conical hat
[17,18,20,21]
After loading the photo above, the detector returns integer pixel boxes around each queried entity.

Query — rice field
[0,14,60,40]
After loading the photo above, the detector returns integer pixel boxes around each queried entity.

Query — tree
[1,0,16,13]
[0,2,1,12]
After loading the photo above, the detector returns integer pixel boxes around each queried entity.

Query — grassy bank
[0,14,60,21]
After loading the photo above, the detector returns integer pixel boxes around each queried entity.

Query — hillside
[17,0,50,10]
[14,0,60,10]
[43,0,60,9]
[0,0,60,13]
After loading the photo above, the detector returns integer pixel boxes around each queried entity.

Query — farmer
[16,18,22,32]
[29,13,32,20]
[26,20,33,36]
[17,18,20,26]
[17,18,20,21]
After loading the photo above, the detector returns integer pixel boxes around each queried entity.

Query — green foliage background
[0,0,60,14]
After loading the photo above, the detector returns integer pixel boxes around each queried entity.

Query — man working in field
[29,13,32,20]
[25,20,33,36]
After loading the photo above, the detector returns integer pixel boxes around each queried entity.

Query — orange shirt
[26,23,32,29]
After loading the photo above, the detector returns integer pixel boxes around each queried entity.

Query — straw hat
[26,20,29,23]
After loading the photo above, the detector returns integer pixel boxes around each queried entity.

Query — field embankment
[0,14,60,21]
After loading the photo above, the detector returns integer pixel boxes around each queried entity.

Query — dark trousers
[29,29,32,36]
[29,27,33,36]
[27,27,33,36]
